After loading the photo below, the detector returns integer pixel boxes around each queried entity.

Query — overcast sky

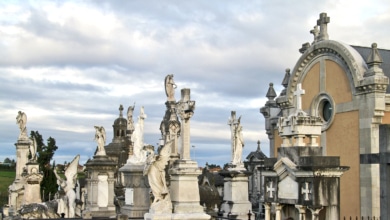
[1,0,390,167]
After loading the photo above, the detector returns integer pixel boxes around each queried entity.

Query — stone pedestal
[8,139,31,212]
[119,163,150,218]
[23,162,43,205]
[168,159,210,220]
[83,155,117,219]
[220,166,253,220]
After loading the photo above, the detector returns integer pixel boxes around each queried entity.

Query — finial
[257,140,261,151]
[119,104,124,117]
[367,43,383,67]
[299,42,311,54]
[310,25,319,43]
[317,13,330,41]
[266,83,277,101]
[282,69,290,88]
[364,43,384,77]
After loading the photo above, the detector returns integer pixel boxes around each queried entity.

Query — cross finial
[257,140,261,151]
[294,84,305,111]
[119,104,124,117]
[317,13,330,41]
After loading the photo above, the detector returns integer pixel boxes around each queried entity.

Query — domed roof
[113,104,127,126]
[114,117,127,125]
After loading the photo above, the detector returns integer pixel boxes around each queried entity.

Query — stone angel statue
[94,126,106,156]
[54,154,80,218]
[16,111,28,139]
[143,141,172,205]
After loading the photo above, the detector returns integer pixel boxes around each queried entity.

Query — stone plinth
[83,155,117,219]
[118,163,150,218]
[23,162,43,205]
[168,160,210,220]
[8,139,31,212]
[219,167,253,220]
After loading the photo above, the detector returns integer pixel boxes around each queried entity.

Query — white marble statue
[164,74,177,102]
[128,106,147,164]
[94,126,106,156]
[143,141,171,205]
[127,103,135,132]
[16,111,28,139]
[54,155,80,218]
[233,118,244,164]
[29,137,37,162]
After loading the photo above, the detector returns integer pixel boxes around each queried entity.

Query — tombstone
[220,111,253,220]
[119,106,150,218]
[83,126,117,219]
[261,83,349,220]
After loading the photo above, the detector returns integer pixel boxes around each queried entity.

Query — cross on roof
[294,83,305,111]
[266,181,276,198]
[301,182,311,201]
[119,104,124,117]
[317,13,330,41]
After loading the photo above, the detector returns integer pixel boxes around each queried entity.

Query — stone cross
[301,182,311,201]
[294,83,305,111]
[317,13,330,41]
[177,88,195,160]
[266,181,276,198]
[119,104,124,117]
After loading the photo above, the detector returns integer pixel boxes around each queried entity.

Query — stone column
[309,207,322,220]
[295,205,307,220]
[274,203,283,220]
[264,203,271,220]
[168,88,210,220]
[177,88,195,160]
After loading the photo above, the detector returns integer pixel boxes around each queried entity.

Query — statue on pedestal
[127,103,135,132]
[143,141,172,212]
[128,106,147,164]
[94,126,106,156]
[233,119,244,165]
[16,111,28,139]
[29,137,37,162]
[54,155,80,218]
[165,74,177,102]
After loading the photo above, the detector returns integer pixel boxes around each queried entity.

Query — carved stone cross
[266,181,276,198]
[294,83,305,111]
[301,182,311,201]
[119,104,124,117]
[317,13,330,41]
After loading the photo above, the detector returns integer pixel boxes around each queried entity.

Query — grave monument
[83,126,117,219]
[219,111,253,219]
[144,75,210,220]
[119,105,151,218]
[54,154,80,218]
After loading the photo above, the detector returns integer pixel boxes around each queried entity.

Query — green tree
[30,131,59,201]
[3,158,11,163]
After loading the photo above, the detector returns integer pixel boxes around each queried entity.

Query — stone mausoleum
[261,12,390,219]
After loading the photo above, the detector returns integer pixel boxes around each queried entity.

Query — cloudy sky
[1,0,390,167]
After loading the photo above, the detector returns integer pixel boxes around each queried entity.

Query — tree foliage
[30,131,59,201]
